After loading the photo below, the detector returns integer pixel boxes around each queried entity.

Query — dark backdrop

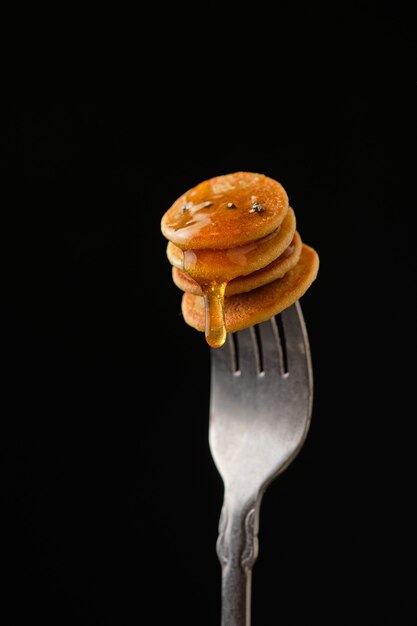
[2,39,415,626]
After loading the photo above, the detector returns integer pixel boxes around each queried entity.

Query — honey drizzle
[179,228,293,348]
[201,281,227,348]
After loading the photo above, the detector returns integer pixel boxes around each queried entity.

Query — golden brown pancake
[161,171,289,250]
[166,207,296,283]
[181,244,319,334]
[161,171,319,348]
[172,231,303,296]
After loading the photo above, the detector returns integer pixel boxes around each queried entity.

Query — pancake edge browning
[181,244,319,333]
[173,231,303,296]
[166,207,296,283]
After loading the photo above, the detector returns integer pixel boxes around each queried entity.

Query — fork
[209,301,313,626]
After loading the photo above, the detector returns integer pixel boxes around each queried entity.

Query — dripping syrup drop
[201,281,227,348]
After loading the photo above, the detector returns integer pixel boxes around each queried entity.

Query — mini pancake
[181,244,319,333]
[161,171,289,250]
[173,231,303,296]
[166,207,296,283]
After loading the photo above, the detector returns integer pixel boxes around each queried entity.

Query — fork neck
[216,495,260,626]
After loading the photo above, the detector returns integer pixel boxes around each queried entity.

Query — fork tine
[280,301,312,375]
[235,326,261,376]
[257,317,284,375]
[211,333,235,376]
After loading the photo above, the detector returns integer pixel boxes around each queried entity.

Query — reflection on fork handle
[216,495,260,626]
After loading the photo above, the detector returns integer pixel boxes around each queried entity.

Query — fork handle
[216,500,259,626]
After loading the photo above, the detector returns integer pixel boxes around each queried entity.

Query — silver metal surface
[209,301,313,626]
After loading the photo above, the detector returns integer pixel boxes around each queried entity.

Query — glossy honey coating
[161,171,289,250]
[166,207,296,283]
[172,231,303,296]
[181,244,319,333]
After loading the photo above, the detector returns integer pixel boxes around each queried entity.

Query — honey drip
[201,281,227,348]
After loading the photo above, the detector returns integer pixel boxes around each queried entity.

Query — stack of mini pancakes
[161,171,319,348]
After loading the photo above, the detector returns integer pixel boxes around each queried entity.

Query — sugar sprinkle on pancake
[181,244,319,334]
[161,171,289,250]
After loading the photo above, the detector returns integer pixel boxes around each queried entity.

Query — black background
[2,10,416,625]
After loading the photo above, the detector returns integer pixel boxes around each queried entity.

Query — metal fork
[209,301,313,626]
